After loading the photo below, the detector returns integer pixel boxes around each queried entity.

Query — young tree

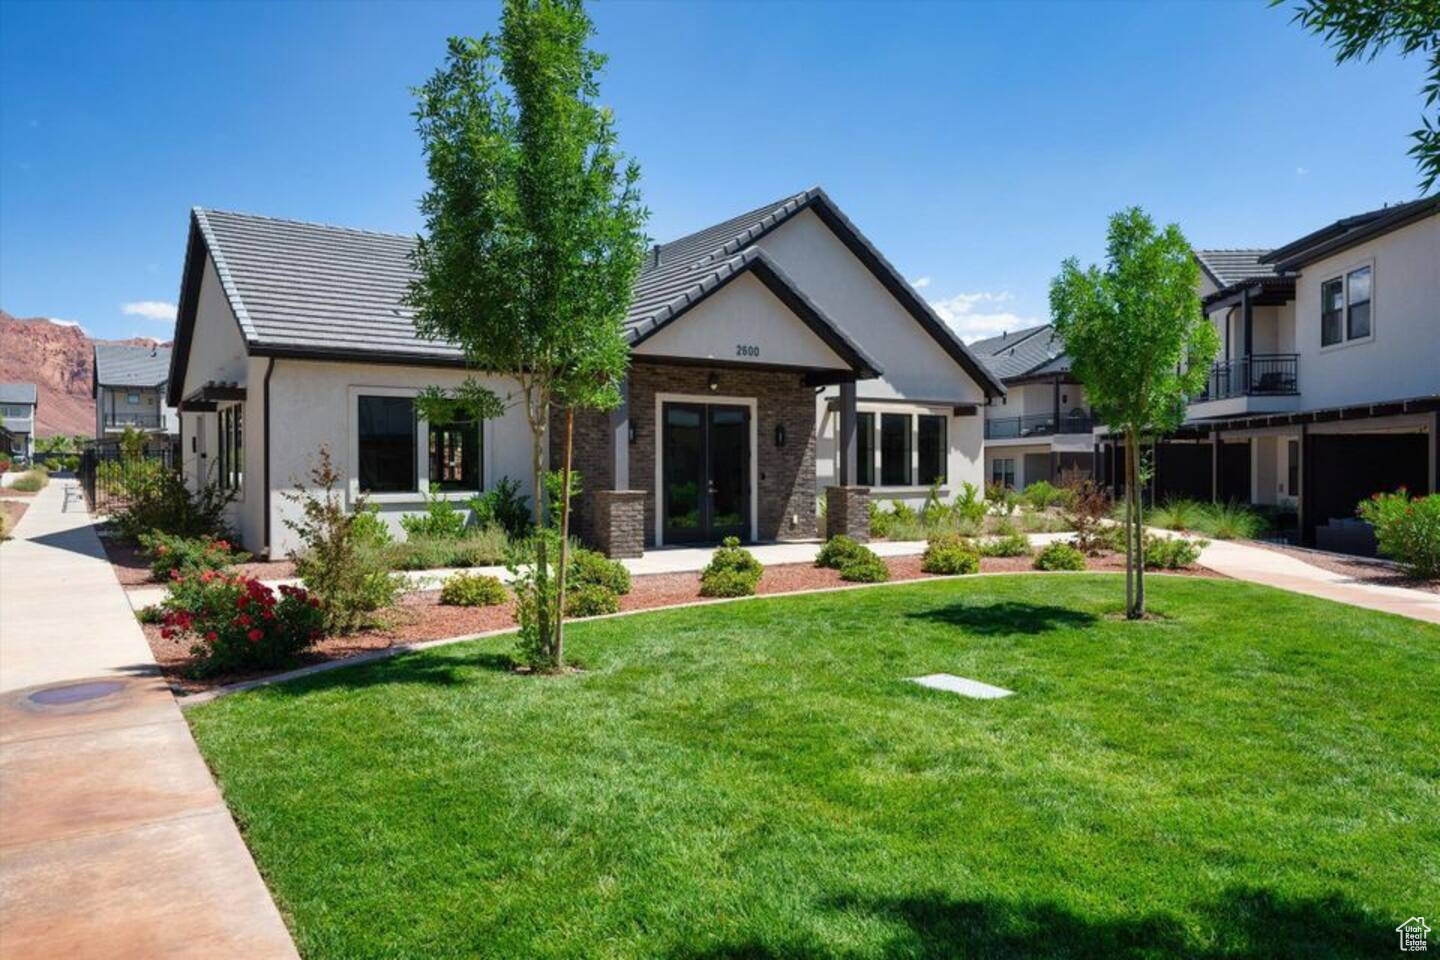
[1050,208,1218,619]
[407,0,647,670]
[1274,0,1440,193]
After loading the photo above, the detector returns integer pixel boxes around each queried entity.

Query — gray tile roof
[0,383,37,406]
[1192,249,1278,288]
[94,343,172,387]
[182,189,1004,396]
[970,324,1070,381]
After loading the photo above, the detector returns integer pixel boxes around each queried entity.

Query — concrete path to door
[0,479,298,959]
[1194,537,1440,625]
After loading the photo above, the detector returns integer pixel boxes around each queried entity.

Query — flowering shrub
[1358,489,1440,579]
[139,531,246,581]
[160,571,325,677]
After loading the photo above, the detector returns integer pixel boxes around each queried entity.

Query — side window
[879,413,911,486]
[855,411,874,487]
[358,395,417,493]
[917,415,946,486]
[428,419,482,492]
[1345,266,1371,340]
[1320,278,1344,346]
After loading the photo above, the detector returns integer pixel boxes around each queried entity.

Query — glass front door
[662,402,750,543]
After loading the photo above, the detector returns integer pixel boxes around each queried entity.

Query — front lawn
[188,575,1438,959]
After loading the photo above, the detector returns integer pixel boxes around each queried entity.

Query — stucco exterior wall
[1290,213,1439,410]
[182,255,250,398]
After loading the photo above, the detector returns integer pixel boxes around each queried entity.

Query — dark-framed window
[880,413,911,486]
[1320,277,1344,346]
[917,415,946,486]
[218,404,243,491]
[991,458,1015,488]
[358,395,416,493]
[1346,266,1371,340]
[855,411,874,487]
[1287,439,1299,496]
[428,419,481,492]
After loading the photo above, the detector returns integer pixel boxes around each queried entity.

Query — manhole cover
[27,680,126,707]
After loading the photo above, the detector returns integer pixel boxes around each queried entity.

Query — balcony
[985,412,1095,441]
[1188,354,1300,419]
[102,411,165,430]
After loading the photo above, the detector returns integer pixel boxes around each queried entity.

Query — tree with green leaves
[407,0,647,670]
[1275,0,1440,193]
[1050,208,1219,619]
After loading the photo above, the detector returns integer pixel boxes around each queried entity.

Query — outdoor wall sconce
[707,373,719,392]
[775,423,787,448]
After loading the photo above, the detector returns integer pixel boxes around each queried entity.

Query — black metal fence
[1197,354,1300,401]
[77,437,180,516]
[985,412,1096,440]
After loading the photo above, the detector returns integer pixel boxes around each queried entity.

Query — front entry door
[662,402,750,543]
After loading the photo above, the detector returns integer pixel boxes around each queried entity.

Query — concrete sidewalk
[0,479,298,959]
[1194,536,1440,625]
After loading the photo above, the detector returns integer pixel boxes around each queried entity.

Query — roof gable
[94,344,172,390]
[970,323,1071,382]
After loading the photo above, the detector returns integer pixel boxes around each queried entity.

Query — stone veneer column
[594,490,647,558]
[825,486,871,542]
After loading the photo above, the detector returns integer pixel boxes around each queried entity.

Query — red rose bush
[161,570,325,676]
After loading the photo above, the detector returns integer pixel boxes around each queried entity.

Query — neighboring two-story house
[1097,195,1438,549]
[971,324,1095,490]
[0,383,38,461]
[93,344,178,439]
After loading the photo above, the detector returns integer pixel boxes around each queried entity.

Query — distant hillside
[0,311,171,438]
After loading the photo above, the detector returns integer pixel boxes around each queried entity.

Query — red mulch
[1248,541,1439,595]
[0,488,37,498]
[1,499,28,533]
[146,551,1223,694]
[101,533,296,589]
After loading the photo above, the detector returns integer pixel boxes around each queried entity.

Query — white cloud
[910,275,931,289]
[1296,166,1309,177]
[46,317,89,334]
[928,291,1040,342]
[121,300,177,322]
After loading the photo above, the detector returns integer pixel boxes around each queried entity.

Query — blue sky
[0,0,1426,343]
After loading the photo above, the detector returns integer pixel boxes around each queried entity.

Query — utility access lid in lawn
[909,673,1013,699]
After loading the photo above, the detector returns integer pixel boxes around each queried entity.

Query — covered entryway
[661,401,752,543]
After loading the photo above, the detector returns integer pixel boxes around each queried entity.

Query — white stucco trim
[652,391,759,547]
[345,384,495,506]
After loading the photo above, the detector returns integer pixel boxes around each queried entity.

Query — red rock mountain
[0,311,171,438]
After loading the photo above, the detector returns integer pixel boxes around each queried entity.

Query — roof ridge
[197,207,414,242]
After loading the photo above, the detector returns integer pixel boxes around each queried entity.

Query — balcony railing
[985,412,1095,440]
[103,412,165,430]
[1195,354,1299,402]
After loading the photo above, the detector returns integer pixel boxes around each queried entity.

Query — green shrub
[1200,501,1267,540]
[953,481,987,525]
[9,470,48,493]
[816,534,870,570]
[467,476,532,538]
[1357,489,1440,578]
[1151,498,1201,532]
[565,582,620,617]
[139,531,246,581]
[135,603,165,624]
[112,468,235,542]
[350,505,394,549]
[400,485,468,540]
[980,533,1032,557]
[438,572,508,607]
[839,548,890,582]
[161,572,325,677]
[284,449,404,633]
[378,528,510,570]
[568,547,631,595]
[1143,534,1206,570]
[1034,541,1087,571]
[700,537,763,597]
[921,540,979,574]
[1022,481,1070,511]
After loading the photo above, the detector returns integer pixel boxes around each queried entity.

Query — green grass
[187,576,1438,959]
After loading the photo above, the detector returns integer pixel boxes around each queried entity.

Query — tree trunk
[553,407,575,668]
[1135,439,1146,617]
[1123,434,1135,617]
[525,383,551,660]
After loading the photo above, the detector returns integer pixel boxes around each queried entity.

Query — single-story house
[167,188,1005,559]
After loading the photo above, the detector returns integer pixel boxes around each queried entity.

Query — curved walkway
[1194,537,1440,624]
[0,479,297,959]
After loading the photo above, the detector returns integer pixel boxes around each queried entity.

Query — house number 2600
[735,344,760,358]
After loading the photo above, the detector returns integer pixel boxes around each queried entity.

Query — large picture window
[917,415,946,486]
[880,413,911,486]
[358,395,416,493]
[428,419,481,492]
[855,412,874,487]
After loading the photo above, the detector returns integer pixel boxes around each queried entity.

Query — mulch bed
[100,533,296,589]
[1248,541,1439,595]
[144,551,1222,695]
[1,499,28,532]
[0,488,38,498]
